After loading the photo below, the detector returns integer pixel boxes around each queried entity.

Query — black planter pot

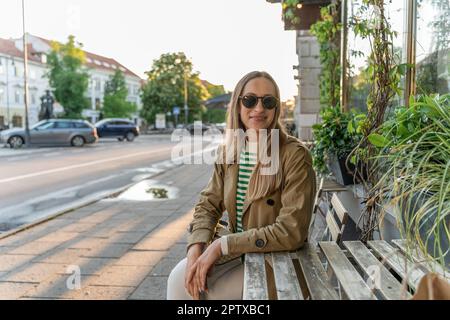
[401,191,450,268]
[327,153,356,185]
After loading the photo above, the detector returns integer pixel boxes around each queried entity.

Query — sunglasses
[239,94,279,110]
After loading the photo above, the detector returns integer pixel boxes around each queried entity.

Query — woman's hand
[185,243,204,300]
[186,240,222,299]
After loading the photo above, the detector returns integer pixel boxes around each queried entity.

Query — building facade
[0,34,143,128]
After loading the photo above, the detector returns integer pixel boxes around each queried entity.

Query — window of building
[0,58,3,74]
[0,86,4,104]
[12,115,22,127]
[415,0,450,95]
[15,89,21,104]
[0,116,4,127]
[94,60,101,65]
[95,79,101,91]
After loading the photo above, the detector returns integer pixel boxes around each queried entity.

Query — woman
[167,71,316,300]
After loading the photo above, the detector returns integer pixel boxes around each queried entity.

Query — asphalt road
[0,134,219,232]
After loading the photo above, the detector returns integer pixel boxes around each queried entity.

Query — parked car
[95,119,139,141]
[185,122,212,135]
[0,119,98,148]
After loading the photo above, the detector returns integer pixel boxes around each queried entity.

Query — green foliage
[312,106,364,174]
[46,35,89,119]
[310,2,342,108]
[372,93,450,269]
[140,52,209,126]
[102,70,137,118]
[204,108,227,124]
[204,83,226,99]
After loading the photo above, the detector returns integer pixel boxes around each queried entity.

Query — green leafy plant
[370,93,450,271]
[312,106,364,174]
[310,1,342,109]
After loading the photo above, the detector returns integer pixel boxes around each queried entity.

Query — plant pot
[327,153,356,185]
[400,191,450,268]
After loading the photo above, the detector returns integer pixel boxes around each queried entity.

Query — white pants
[167,257,244,300]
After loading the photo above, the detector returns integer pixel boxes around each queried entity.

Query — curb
[0,162,184,241]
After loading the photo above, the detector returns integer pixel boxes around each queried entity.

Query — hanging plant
[345,0,413,241]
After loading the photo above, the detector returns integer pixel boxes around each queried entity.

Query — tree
[140,52,209,126]
[102,70,137,118]
[46,35,89,118]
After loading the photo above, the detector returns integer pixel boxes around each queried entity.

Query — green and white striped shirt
[236,145,257,232]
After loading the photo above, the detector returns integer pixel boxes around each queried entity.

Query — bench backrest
[325,193,349,244]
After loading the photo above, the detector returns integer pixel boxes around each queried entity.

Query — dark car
[95,119,139,142]
[0,119,98,148]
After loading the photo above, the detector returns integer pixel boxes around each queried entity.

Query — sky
[0,0,298,100]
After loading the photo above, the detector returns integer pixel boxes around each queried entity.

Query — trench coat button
[266,199,275,206]
[255,239,265,248]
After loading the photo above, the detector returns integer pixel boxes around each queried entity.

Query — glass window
[74,122,90,129]
[54,121,74,129]
[0,58,3,74]
[415,0,450,95]
[15,90,21,104]
[0,87,4,104]
[35,121,54,130]
[346,0,406,112]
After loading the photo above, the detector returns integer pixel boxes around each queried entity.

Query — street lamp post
[21,0,31,146]
[5,56,12,129]
[183,70,188,125]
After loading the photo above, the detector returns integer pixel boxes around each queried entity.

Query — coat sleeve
[186,148,226,251]
[225,145,317,255]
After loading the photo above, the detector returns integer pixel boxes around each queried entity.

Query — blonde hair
[223,71,289,201]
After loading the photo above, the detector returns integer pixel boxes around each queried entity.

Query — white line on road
[0,146,173,184]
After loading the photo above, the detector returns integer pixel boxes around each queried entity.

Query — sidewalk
[0,162,214,300]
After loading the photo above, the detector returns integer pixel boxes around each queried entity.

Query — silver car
[0,119,98,148]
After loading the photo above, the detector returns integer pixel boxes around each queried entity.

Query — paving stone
[34,231,80,243]
[89,265,152,287]
[21,274,99,299]
[133,237,180,251]
[0,282,37,299]
[81,243,132,259]
[67,257,117,276]
[8,241,62,256]
[114,250,166,267]
[0,263,66,283]
[32,248,90,264]
[63,237,105,250]
[128,276,168,300]
[68,285,135,300]
[0,254,35,272]
[107,231,148,244]
[58,222,97,233]
[165,244,187,259]
[149,258,180,276]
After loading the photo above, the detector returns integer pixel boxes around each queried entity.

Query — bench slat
[271,252,304,300]
[296,243,339,300]
[368,240,427,291]
[319,241,376,300]
[326,210,341,242]
[331,193,348,224]
[243,253,269,300]
[392,239,449,279]
[343,241,411,300]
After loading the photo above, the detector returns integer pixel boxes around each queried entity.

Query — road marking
[0,146,173,184]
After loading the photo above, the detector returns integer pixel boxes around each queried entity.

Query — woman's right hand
[185,243,204,299]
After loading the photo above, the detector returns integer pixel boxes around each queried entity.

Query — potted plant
[312,106,365,185]
[370,93,450,270]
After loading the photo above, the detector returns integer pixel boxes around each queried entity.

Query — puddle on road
[116,179,178,201]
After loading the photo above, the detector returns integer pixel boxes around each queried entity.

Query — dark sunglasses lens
[242,95,257,108]
[263,96,278,109]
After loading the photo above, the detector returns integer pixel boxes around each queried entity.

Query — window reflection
[415,0,450,95]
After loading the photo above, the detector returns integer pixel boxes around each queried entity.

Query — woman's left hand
[192,239,222,295]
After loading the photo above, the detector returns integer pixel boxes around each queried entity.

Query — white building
[0,34,143,128]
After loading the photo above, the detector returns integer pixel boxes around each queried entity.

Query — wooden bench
[243,239,448,300]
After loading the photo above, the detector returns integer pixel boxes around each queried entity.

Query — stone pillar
[294,30,321,141]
